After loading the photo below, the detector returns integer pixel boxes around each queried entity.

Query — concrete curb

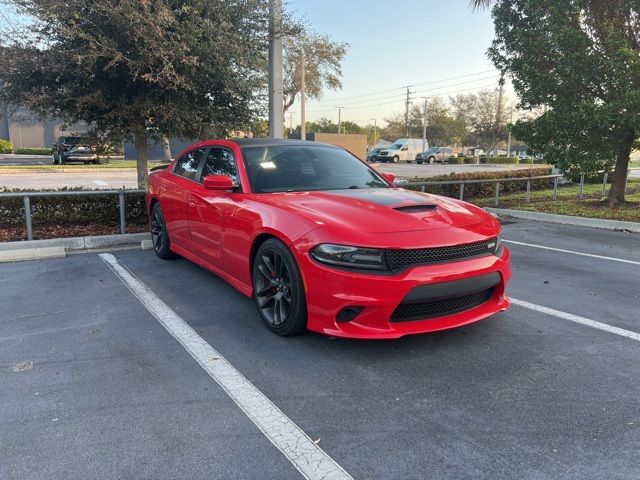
[0,232,151,252]
[486,207,640,233]
[0,246,66,263]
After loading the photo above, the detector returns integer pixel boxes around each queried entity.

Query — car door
[161,147,207,242]
[187,146,240,265]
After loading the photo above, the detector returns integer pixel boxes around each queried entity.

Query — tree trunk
[162,134,172,162]
[606,130,635,206]
[134,131,149,189]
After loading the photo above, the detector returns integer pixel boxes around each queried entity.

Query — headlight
[311,244,388,270]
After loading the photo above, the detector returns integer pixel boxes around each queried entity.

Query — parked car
[377,138,427,163]
[366,148,382,163]
[51,136,105,165]
[147,138,511,339]
[416,146,455,164]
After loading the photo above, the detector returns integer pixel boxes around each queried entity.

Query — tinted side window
[200,148,238,184]
[173,148,206,181]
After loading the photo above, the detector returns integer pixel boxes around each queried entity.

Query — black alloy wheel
[151,203,175,259]
[253,239,307,336]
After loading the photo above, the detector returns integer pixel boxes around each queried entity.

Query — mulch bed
[0,222,149,242]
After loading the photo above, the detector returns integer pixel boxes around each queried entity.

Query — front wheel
[370,155,378,163]
[416,160,423,165]
[428,156,435,164]
[150,203,175,259]
[253,238,307,336]
[392,156,399,163]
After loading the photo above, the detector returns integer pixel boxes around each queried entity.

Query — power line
[315,69,498,103]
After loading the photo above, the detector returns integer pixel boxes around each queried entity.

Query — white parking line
[512,298,640,342]
[99,253,353,480]
[504,239,640,266]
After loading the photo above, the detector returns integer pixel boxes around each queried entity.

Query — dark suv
[52,136,104,165]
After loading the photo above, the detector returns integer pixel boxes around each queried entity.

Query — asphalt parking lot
[2,220,639,480]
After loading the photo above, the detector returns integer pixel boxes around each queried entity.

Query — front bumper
[295,246,511,339]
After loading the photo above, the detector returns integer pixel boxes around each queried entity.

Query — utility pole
[371,118,377,145]
[421,97,429,151]
[300,49,306,141]
[507,106,513,157]
[404,87,411,137]
[336,106,344,134]
[494,74,505,157]
[268,0,284,138]
[288,110,295,134]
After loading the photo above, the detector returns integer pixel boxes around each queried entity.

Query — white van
[377,138,427,163]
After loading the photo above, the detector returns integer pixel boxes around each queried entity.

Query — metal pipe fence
[0,189,145,241]
[2,168,635,241]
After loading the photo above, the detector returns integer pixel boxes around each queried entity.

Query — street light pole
[421,97,429,151]
[336,106,344,134]
[268,0,284,138]
[507,106,513,157]
[300,49,306,141]
[371,118,377,145]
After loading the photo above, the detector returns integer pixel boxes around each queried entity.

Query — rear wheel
[150,203,175,259]
[252,238,307,336]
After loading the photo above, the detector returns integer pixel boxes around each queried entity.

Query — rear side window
[200,147,238,184]
[173,148,206,181]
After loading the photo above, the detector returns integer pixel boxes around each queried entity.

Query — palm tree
[469,0,494,9]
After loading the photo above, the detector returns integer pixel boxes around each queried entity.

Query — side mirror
[203,174,234,191]
[382,172,396,185]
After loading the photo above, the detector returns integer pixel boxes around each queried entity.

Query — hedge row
[0,139,12,154]
[404,167,553,198]
[0,189,148,226]
[14,147,52,155]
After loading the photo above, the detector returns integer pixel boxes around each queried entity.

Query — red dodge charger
[147,139,511,339]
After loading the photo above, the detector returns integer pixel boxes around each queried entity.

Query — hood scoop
[394,204,438,213]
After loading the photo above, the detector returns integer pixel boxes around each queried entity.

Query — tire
[428,156,435,164]
[407,160,412,163]
[392,156,399,163]
[150,202,175,260]
[416,160,423,165]
[252,238,307,336]
[371,155,378,163]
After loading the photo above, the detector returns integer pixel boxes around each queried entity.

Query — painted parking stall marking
[504,239,640,266]
[99,253,353,480]
[512,298,640,343]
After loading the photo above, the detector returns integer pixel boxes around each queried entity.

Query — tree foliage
[283,31,348,113]
[451,89,507,151]
[0,0,277,187]
[488,0,640,205]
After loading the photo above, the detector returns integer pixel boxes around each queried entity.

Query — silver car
[416,147,455,164]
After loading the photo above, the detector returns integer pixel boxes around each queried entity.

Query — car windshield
[424,147,438,153]
[242,145,389,193]
[388,143,403,149]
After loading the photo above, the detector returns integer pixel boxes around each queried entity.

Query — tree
[0,0,275,188]
[450,90,507,152]
[479,0,640,205]
[283,31,348,113]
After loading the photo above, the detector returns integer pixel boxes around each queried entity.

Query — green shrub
[464,157,477,164]
[482,157,520,164]
[447,156,464,164]
[522,158,535,164]
[457,153,464,157]
[14,147,52,155]
[0,188,147,226]
[0,139,12,154]
[404,167,553,199]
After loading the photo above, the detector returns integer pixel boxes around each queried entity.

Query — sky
[286,0,501,127]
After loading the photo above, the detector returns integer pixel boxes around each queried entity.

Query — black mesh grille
[394,204,437,213]
[390,288,494,322]
[386,238,498,271]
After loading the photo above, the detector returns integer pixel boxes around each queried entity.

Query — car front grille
[390,287,494,322]
[385,238,499,271]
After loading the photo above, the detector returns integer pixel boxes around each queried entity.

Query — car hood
[255,188,489,233]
